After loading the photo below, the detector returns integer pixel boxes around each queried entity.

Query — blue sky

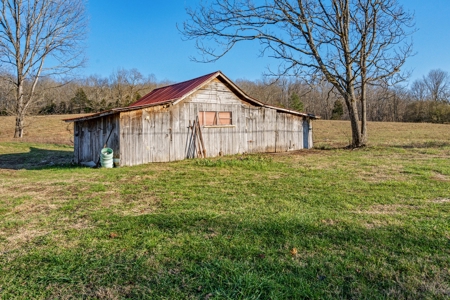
[83,0,450,84]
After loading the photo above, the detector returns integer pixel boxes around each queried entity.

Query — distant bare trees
[404,69,450,123]
[0,0,87,137]
[411,69,450,103]
[109,68,159,107]
[32,68,165,115]
[237,74,409,122]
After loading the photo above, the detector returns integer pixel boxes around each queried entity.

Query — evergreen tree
[289,92,304,112]
[59,101,67,114]
[135,92,142,102]
[70,88,91,113]
[39,101,57,114]
[331,100,344,120]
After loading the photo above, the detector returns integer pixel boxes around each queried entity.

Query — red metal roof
[129,71,220,107]
[64,71,319,122]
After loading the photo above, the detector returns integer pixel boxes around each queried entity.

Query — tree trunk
[344,94,364,148]
[14,84,25,138]
[360,79,367,146]
[360,97,368,146]
[14,114,24,138]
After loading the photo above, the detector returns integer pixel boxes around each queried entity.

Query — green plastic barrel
[100,148,114,168]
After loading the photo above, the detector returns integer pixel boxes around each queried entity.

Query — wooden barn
[65,71,318,166]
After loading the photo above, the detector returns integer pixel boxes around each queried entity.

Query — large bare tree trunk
[14,114,24,138]
[345,95,363,148]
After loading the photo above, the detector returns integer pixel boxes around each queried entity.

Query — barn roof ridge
[129,71,221,108]
[64,71,318,122]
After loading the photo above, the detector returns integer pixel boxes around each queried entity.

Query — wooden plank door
[303,119,309,149]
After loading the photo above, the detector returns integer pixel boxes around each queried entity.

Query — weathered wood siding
[73,114,120,163]
[117,79,313,166]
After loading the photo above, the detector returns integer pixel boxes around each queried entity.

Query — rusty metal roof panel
[64,71,319,122]
[63,101,171,122]
[129,71,220,107]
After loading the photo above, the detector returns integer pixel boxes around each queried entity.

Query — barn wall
[117,79,312,166]
[119,105,172,166]
[73,114,120,163]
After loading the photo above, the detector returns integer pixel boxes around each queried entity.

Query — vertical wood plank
[73,122,79,163]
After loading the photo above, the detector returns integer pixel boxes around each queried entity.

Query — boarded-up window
[205,112,216,125]
[218,112,232,125]
[199,111,232,126]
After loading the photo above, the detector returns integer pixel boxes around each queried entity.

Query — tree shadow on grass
[0,146,73,170]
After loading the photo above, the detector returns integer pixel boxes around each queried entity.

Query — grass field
[0,115,449,299]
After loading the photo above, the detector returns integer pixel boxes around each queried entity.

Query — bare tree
[182,0,414,147]
[0,0,86,138]
[0,71,15,113]
[110,68,150,107]
[410,79,427,102]
[423,69,450,102]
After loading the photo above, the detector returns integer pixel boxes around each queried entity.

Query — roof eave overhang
[264,104,320,119]
[63,100,175,122]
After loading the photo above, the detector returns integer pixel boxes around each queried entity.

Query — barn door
[303,119,309,149]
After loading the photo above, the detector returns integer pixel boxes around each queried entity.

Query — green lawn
[0,140,449,299]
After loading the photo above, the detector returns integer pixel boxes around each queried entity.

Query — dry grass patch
[361,218,404,229]
[413,264,450,298]
[320,219,339,226]
[0,176,109,252]
[46,284,139,300]
[314,120,450,147]
[430,198,450,204]
[365,204,406,214]
[431,172,449,182]
[100,194,160,216]
[1,180,74,204]
[2,228,49,250]
[0,114,87,145]
[353,204,417,215]
[357,164,406,182]
[351,203,424,229]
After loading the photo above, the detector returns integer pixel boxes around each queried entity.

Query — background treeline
[237,68,450,123]
[0,68,172,116]
[0,68,449,123]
